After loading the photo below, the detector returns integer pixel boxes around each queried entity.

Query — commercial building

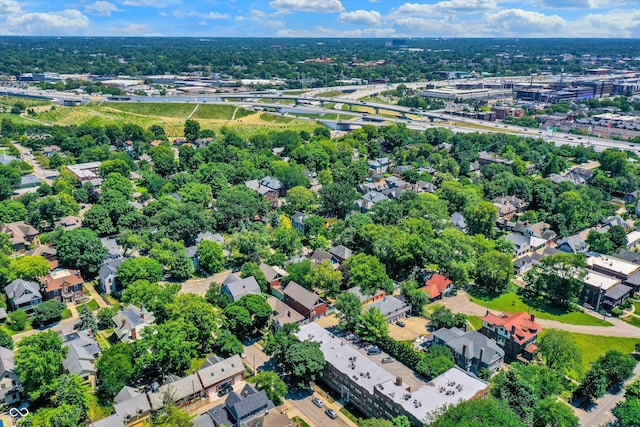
[296,323,489,426]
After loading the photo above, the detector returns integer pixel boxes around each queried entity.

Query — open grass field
[315,90,343,98]
[470,291,613,327]
[23,102,322,138]
[622,314,640,328]
[539,329,639,378]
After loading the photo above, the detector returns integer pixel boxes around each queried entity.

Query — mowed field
[31,101,321,137]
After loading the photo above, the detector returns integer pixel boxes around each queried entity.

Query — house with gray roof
[556,234,588,254]
[259,262,288,288]
[354,191,389,213]
[101,236,123,261]
[148,373,204,411]
[2,221,39,253]
[196,354,245,394]
[451,212,467,232]
[431,327,504,376]
[87,386,151,427]
[368,157,391,174]
[112,304,155,342]
[196,231,225,246]
[207,384,275,427]
[363,295,411,324]
[283,281,326,321]
[61,330,100,387]
[98,258,124,295]
[329,245,353,263]
[309,249,339,267]
[0,347,20,406]
[291,211,310,234]
[504,233,547,258]
[245,176,284,205]
[221,275,261,302]
[5,278,42,312]
[267,297,305,331]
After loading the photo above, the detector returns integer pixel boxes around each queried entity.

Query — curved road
[438,290,640,338]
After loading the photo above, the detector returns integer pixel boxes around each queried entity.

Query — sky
[1,0,640,38]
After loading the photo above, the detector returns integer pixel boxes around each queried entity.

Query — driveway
[181,270,231,297]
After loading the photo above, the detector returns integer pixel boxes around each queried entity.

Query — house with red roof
[419,273,454,301]
[480,311,540,361]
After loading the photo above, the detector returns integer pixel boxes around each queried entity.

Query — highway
[2,80,639,154]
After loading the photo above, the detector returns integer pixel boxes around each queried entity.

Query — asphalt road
[286,388,351,427]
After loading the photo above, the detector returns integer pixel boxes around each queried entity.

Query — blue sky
[1,0,639,37]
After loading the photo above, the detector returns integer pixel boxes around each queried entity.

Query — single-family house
[54,216,82,231]
[61,330,100,387]
[196,354,245,395]
[291,211,310,234]
[504,233,547,258]
[492,199,518,219]
[419,273,454,301]
[309,249,339,267]
[5,278,42,312]
[362,295,411,323]
[20,174,40,189]
[26,245,58,269]
[98,258,124,295]
[267,297,305,330]
[101,236,124,261]
[112,386,151,426]
[42,145,61,157]
[416,180,437,194]
[600,215,633,232]
[513,255,535,275]
[2,221,38,253]
[206,384,277,427]
[355,191,389,213]
[40,268,84,303]
[245,176,285,205]
[282,281,326,321]
[368,157,391,174]
[347,286,385,306]
[196,231,226,246]
[329,245,353,263]
[221,274,262,302]
[259,263,288,289]
[451,212,467,232]
[392,165,414,177]
[148,373,205,411]
[480,312,540,361]
[615,249,640,265]
[112,304,155,342]
[556,235,588,254]
[516,221,557,242]
[430,328,504,376]
[0,347,21,406]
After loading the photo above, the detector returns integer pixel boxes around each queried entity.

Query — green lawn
[192,104,253,120]
[315,91,343,98]
[622,315,640,328]
[633,299,640,314]
[467,315,483,331]
[539,329,639,377]
[292,416,311,427]
[77,299,99,312]
[95,332,111,351]
[104,102,196,117]
[469,291,613,327]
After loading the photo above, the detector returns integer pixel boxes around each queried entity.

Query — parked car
[312,397,324,408]
[382,357,395,364]
[367,347,382,356]
[396,320,406,327]
[325,409,338,419]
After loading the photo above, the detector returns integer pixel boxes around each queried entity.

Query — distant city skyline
[0,0,639,38]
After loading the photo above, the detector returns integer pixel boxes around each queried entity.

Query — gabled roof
[2,221,38,245]
[196,231,225,245]
[259,262,287,282]
[98,258,124,281]
[114,386,142,404]
[267,297,305,327]
[39,268,84,293]
[114,390,151,418]
[556,235,587,253]
[221,276,261,301]
[148,373,204,410]
[226,384,273,421]
[283,281,321,309]
[481,312,540,345]
[197,354,244,389]
[329,245,353,261]
[310,249,336,263]
[5,278,41,305]
[420,273,452,299]
[363,296,409,318]
[616,249,640,264]
[0,347,15,377]
[441,329,504,365]
[605,284,633,301]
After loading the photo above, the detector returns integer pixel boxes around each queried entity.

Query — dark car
[396,320,406,327]
[325,409,338,419]
[367,347,382,356]
[382,357,395,364]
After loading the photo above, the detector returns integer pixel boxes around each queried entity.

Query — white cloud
[277,25,394,37]
[392,17,481,37]
[0,0,19,15]
[270,0,344,14]
[2,9,90,35]
[338,10,381,26]
[484,9,566,35]
[391,0,496,18]
[172,9,230,19]
[121,0,181,7]
[84,1,121,16]
[567,10,640,36]
[530,0,638,7]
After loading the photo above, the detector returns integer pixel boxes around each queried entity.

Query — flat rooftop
[296,323,488,422]
[588,255,640,276]
[582,270,621,291]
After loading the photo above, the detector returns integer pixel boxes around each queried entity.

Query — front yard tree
[251,371,287,405]
[184,119,200,143]
[533,397,579,427]
[283,340,326,388]
[9,255,50,282]
[345,253,393,295]
[15,330,67,401]
[240,262,268,292]
[319,182,358,218]
[308,259,342,297]
[524,253,587,308]
[430,306,467,330]
[537,329,582,376]
[336,292,362,332]
[197,240,224,274]
[117,257,163,288]
[357,307,389,342]
[465,201,498,237]
[77,304,98,335]
[475,250,514,294]
[57,228,107,277]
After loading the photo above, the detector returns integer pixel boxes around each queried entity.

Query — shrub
[611,307,623,317]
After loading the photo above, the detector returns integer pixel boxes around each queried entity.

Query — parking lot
[387,316,430,342]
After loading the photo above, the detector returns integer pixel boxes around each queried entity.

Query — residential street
[578,362,640,426]
[286,388,353,427]
[14,143,56,185]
